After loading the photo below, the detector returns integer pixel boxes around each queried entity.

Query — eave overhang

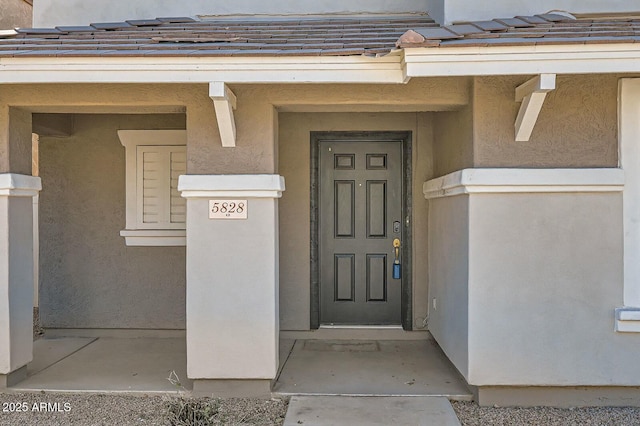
[402,44,640,77]
[0,44,639,85]
[0,56,405,84]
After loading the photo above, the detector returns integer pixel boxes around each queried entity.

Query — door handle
[393,238,401,279]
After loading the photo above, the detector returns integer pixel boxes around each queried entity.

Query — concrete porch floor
[11,336,191,393]
[274,338,471,399]
[8,333,471,399]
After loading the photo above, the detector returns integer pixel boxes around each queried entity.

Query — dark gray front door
[319,139,403,325]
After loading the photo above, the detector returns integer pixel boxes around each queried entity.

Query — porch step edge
[280,329,432,340]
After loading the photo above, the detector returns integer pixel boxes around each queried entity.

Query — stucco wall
[183,190,280,379]
[0,83,236,176]
[0,0,31,30]
[278,112,434,330]
[443,1,636,25]
[0,193,36,373]
[473,75,618,168]
[0,80,468,331]
[466,192,636,385]
[34,0,431,27]
[427,195,469,378]
[433,105,473,177]
[39,114,187,329]
[189,85,277,175]
[0,107,32,175]
[33,0,638,27]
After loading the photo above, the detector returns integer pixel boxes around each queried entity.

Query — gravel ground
[3,393,640,425]
[33,308,44,340]
[452,401,640,426]
[0,393,288,426]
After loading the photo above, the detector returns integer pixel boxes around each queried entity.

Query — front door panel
[319,140,402,325]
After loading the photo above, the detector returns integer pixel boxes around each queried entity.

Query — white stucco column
[618,78,640,332]
[0,173,41,388]
[178,174,284,397]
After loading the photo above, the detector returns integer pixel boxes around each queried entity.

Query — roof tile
[583,36,638,44]
[16,28,63,35]
[55,26,96,33]
[536,13,573,22]
[445,24,486,36]
[516,15,553,25]
[413,27,462,40]
[533,37,587,45]
[90,22,134,30]
[437,39,490,47]
[155,17,197,23]
[320,47,365,55]
[494,18,532,28]
[126,19,163,27]
[396,29,426,45]
[470,21,509,32]
[0,13,638,58]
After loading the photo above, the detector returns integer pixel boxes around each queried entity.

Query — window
[118,130,187,246]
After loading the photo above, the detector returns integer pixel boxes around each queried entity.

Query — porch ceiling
[275,103,462,113]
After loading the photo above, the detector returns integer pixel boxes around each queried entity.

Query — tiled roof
[0,16,437,58]
[0,13,639,58]
[397,13,640,48]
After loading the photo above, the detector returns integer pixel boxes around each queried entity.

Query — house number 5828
[209,199,248,219]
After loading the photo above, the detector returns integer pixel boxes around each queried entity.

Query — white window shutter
[170,149,187,224]
[141,149,163,225]
[136,145,186,230]
[118,130,187,246]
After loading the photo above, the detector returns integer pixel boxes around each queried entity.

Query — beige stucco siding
[0,107,32,175]
[0,0,31,30]
[426,189,633,387]
[0,84,228,174]
[0,80,471,332]
[467,192,632,385]
[34,0,431,27]
[473,75,619,168]
[441,0,635,25]
[0,79,468,172]
[39,114,187,329]
[433,104,474,177]
[188,86,277,174]
[278,112,434,330]
[427,195,469,378]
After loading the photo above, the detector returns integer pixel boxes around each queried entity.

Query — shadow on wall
[37,113,187,330]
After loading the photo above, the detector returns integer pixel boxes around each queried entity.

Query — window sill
[615,308,640,333]
[120,230,186,247]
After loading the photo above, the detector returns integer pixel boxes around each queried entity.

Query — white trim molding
[1,44,640,85]
[615,308,640,333]
[619,78,640,327]
[209,82,237,148]
[179,174,285,199]
[423,168,624,200]
[117,130,187,246]
[514,74,556,142]
[0,56,404,84]
[0,173,41,197]
[119,230,186,247]
[403,44,640,78]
